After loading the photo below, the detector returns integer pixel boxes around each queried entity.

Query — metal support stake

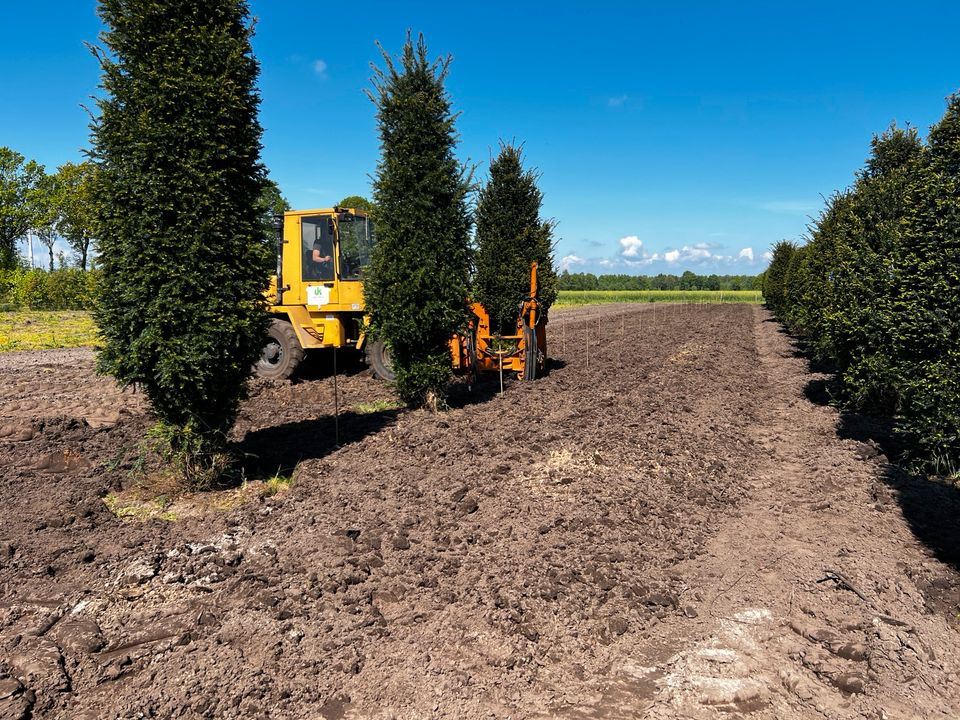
[333,347,340,447]
[499,353,504,396]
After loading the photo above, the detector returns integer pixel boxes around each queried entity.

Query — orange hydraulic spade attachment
[451,262,548,381]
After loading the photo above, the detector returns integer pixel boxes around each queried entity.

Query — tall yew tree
[475,143,557,336]
[364,34,472,409]
[91,0,271,472]
[889,94,960,468]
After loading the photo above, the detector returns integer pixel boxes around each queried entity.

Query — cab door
[299,214,339,308]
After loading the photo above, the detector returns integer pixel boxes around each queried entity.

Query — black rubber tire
[523,323,537,381]
[366,340,396,382]
[256,319,304,380]
[465,327,479,386]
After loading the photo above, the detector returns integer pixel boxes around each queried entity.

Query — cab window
[338,215,375,281]
[302,216,334,281]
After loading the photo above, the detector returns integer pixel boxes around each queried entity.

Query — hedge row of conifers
[763,93,960,474]
[0,268,98,311]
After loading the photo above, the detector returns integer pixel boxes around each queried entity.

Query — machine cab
[282,207,374,310]
[268,207,375,349]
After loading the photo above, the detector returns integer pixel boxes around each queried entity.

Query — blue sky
[2,1,959,274]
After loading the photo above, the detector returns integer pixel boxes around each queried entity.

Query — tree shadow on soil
[785,326,960,573]
[232,407,399,480]
[446,358,566,409]
[881,464,960,572]
[292,348,368,382]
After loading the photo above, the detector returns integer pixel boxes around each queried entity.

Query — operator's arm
[313,248,332,262]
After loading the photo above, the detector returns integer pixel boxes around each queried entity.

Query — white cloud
[738,247,754,262]
[658,244,722,265]
[608,94,628,108]
[313,59,329,79]
[560,254,586,271]
[618,235,643,257]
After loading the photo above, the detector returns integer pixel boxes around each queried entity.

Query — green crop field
[0,311,100,352]
[555,290,763,307]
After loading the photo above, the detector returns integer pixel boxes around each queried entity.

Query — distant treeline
[558,270,763,291]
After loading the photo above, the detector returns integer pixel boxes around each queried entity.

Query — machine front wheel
[256,319,304,380]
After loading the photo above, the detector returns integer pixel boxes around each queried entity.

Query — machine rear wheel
[522,323,537,381]
[465,327,479,385]
[256,320,304,380]
[366,340,396,382]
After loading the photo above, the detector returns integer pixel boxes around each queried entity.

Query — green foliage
[363,34,472,408]
[257,177,290,240]
[32,172,62,272]
[0,147,45,270]
[770,96,960,472]
[53,161,99,270]
[0,268,98,311]
[886,96,960,467]
[558,270,761,292]
[338,195,376,214]
[91,0,271,471]
[474,143,557,335]
[761,240,796,317]
[781,244,812,335]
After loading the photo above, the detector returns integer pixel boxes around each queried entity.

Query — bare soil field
[1,304,959,719]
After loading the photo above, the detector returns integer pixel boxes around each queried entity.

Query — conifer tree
[474,143,557,336]
[364,34,472,409]
[889,94,960,467]
[762,240,796,318]
[831,125,920,412]
[90,0,271,476]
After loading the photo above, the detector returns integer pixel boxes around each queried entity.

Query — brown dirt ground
[1,304,959,719]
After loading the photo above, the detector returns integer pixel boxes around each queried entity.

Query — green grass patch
[259,473,295,498]
[103,492,178,522]
[555,290,763,307]
[353,399,404,414]
[0,310,99,352]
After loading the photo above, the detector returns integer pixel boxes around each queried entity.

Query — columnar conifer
[474,143,557,336]
[889,95,960,466]
[761,240,796,317]
[364,35,472,408]
[91,0,271,473]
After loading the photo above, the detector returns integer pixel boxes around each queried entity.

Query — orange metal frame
[451,262,547,380]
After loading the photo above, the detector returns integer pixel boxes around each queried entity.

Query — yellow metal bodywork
[266,208,368,351]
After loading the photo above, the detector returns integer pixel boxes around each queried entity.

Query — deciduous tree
[54,161,99,270]
[338,195,375,214]
[0,147,45,270]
